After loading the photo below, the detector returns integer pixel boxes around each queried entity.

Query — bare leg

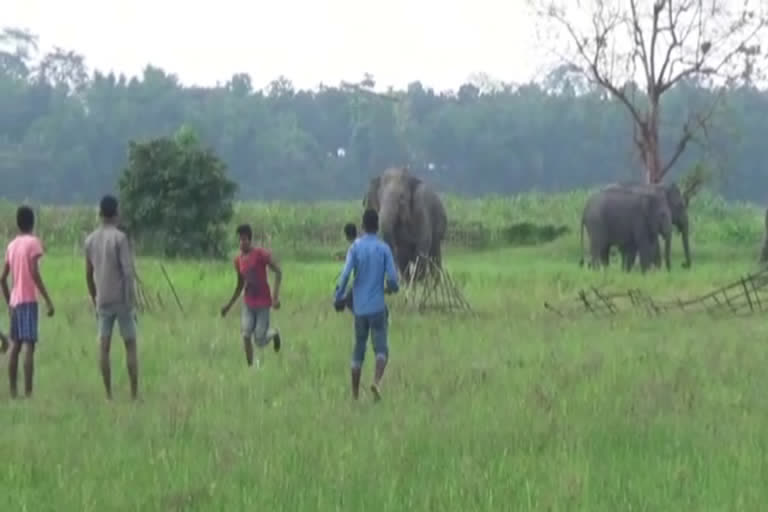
[266,327,281,353]
[243,336,254,366]
[370,312,389,402]
[371,356,387,402]
[351,367,361,399]
[351,315,367,400]
[373,356,387,386]
[124,338,139,400]
[100,337,112,400]
[8,341,20,398]
[23,344,35,397]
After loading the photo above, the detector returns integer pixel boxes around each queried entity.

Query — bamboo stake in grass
[160,263,184,313]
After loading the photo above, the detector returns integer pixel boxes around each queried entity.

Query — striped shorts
[10,302,38,344]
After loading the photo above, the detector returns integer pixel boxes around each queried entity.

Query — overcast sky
[6,0,548,91]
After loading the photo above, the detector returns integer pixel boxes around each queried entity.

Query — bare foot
[370,383,381,402]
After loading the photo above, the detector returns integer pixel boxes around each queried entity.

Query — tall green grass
[0,188,764,257]
[0,190,767,510]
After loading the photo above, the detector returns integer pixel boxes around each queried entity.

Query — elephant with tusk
[363,166,447,281]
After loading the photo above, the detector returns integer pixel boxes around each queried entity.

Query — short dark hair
[99,195,118,219]
[362,208,378,233]
[343,222,357,241]
[16,205,34,233]
[236,223,252,240]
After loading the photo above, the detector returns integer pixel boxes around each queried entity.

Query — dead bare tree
[527,0,768,194]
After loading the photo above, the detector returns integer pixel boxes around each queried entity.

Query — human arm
[117,234,137,309]
[383,246,399,294]
[85,256,96,306]
[84,237,96,306]
[265,251,282,309]
[334,245,355,303]
[28,240,53,315]
[29,254,53,316]
[0,260,9,307]
[221,259,243,316]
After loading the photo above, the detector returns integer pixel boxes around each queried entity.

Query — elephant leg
[599,245,610,268]
[639,238,656,274]
[400,257,411,282]
[618,244,628,271]
[627,245,638,272]
[621,243,636,272]
[589,236,603,269]
[761,236,768,264]
[632,226,652,274]
[430,240,442,268]
[414,235,432,280]
[429,241,442,283]
[651,236,661,268]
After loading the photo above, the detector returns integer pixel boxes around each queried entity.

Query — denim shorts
[351,308,389,369]
[97,303,137,341]
[241,304,275,346]
[10,302,38,344]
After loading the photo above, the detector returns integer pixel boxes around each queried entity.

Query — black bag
[333,288,354,313]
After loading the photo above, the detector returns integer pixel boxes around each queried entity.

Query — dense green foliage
[0,188,759,268]
[2,27,768,205]
[118,125,237,257]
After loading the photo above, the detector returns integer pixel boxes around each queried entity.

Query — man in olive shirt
[84,195,139,400]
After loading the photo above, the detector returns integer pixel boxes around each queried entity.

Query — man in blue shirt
[334,209,399,401]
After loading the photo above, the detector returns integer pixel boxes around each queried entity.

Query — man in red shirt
[221,224,283,368]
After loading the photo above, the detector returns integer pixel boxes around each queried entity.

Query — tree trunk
[644,101,663,184]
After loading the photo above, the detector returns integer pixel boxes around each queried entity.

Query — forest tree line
[1,26,767,205]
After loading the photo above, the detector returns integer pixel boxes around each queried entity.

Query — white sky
[5,0,547,92]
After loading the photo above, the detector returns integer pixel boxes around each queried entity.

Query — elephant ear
[663,183,686,215]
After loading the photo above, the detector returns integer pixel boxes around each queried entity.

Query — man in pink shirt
[0,206,55,398]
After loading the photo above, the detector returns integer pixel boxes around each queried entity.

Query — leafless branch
[527,0,768,181]
[537,1,646,128]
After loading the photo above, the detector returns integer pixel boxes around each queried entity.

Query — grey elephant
[363,166,447,281]
[580,186,672,273]
[604,181,692,270]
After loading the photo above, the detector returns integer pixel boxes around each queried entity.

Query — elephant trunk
[678,214,691,268]
[378,204,399,265]
[663,233,671,271]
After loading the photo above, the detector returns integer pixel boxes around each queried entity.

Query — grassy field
[1,191,768,510]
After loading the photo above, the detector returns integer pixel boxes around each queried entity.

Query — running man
[334,208,399,401]
[221,224,283,368]
[0,205,55,398]
[84,195,139,400]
